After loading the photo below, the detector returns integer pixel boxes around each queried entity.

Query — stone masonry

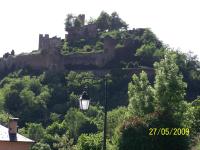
[39,34,62,51]
[0,35,119,73]
[66,24,98,43]
[0,25,153,76]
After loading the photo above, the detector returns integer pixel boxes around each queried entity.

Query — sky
[0,0,199,59]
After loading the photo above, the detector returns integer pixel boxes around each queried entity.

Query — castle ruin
[0,32,119,73]
[39,34,62,52]
[0,17,153,76]
[65,14,98,44]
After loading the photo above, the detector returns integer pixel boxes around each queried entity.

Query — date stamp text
[149,128,190,136]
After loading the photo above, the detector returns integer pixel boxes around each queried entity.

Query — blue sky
[0,0,199,59]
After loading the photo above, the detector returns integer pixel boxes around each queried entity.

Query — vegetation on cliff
[0,11,200,150]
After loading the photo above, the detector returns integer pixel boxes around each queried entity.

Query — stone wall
[0,36,118,73]
[0,28,151,75]
[66,23,98,43]
[39,34,62,52]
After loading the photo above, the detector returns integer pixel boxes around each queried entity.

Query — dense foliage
[117,53,190,150]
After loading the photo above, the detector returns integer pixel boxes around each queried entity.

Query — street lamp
[79,91,90,110]
[79,77,108,150]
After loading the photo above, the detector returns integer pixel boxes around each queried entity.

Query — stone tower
[39,34,62,54]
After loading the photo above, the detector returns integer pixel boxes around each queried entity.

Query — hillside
[0,11,200,150]
[0,29,159,73]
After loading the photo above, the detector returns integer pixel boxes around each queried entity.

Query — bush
[117,116,152,150]
[95,41,104,50]
[83,45,93,52]
[116,112,190,150]
[76,133,102,150]
[31,142,51,150]
[115,43,124,49]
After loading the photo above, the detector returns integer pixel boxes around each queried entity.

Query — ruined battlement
[0,25,151,77]
[0,34,123,74]
[66,23,98,43]
[39,34,62,51]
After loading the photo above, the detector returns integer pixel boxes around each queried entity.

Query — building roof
[0,124,34,143]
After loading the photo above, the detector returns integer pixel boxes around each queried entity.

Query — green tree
[154,52,187,113]
[136,43,157,57]
[74,18,82,28]
[116,111,189,150]
[84,105,104,131]
[140,29,162,47]
[63,108,88,140]
[110,12,127,30]
[26,123,45,142]
[2,75,50,124]
[175,51,200,100]
[31,143,51,150]
[87,17,96,24]
[46,121,67,136]
[0,111,12,126]
[64,14,84,31]
[65,14,75,30]
[107,107,127,139]
[76,133,102,150]
[4,90,21,115]
[117,116,152,150]
[191,98,200,134]
[66,71,100,95]
[20,89,35,107]
[11,49,15,56]
[62,39,70,54]
[96,11,111,31]
[136,42,165,67]
[116,52,190,150]
[53,132,74,150]
[128,71,154,116]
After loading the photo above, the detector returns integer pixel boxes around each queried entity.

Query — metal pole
[103,77,107,150]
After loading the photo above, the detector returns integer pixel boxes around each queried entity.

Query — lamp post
[79,91,90,110]
[79,77,108,150]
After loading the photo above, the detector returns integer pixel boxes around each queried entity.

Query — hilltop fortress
[0,15,153,76]
[0,34,122,72]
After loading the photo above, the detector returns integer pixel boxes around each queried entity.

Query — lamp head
[79,91,90,110]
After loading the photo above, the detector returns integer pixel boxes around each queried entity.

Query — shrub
[83,45,93,52]
[76,133,102,150]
